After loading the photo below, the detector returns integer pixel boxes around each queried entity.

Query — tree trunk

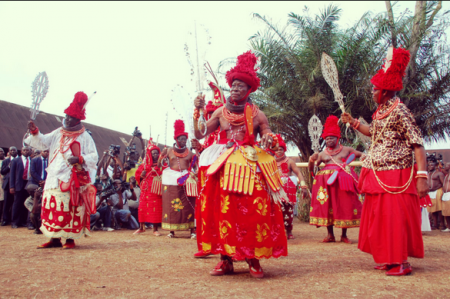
[405,1,442,101]
[385,1,397,47]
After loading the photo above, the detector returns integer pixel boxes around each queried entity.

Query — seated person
[91,183,114,231]
[110,179,139,230]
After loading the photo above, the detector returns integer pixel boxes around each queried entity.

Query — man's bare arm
[437,172,445,185]
[308,152,321,173]
[290,160,305,182]
[348,148,364,158]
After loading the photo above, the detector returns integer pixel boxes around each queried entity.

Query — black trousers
[12,188,29,226]
[2,187,14,224]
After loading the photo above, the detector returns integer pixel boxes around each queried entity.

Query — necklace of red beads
[373,97,400,120]
[173,148,189,158]
[325,144,343,156]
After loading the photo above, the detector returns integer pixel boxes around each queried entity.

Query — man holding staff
[341,47,428,276]
[193,51,287,278]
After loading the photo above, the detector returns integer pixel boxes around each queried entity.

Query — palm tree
[250,2,450,157]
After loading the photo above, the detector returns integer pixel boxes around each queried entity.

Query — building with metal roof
[0,99,165,158]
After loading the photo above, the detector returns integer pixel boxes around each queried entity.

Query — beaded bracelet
[193,108,201,121]
[352,119,360,130]
[266,133,278,148]
[299,181,308,189]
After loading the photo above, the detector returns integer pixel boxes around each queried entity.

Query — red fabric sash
[358,167,417,195]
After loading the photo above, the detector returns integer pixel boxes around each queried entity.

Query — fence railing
[295,161,363,168]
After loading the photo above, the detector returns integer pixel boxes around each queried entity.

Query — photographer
[111,179,139,230]
[123,127,145,183]
[91,183,114,231]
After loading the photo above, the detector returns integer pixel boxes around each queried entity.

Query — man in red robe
[134,139,163,236]
[308,115,363,243]
[193,51,288,278]
[342,47,428,276]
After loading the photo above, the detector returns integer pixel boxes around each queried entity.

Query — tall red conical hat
[174,119,188,140]
[276,134,287,152]
[371,47,410,91]
[321,115,341,139]
[64,92,88,120]
[225,51,260,98]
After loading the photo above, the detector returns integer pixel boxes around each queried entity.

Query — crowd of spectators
[0,128,153,234]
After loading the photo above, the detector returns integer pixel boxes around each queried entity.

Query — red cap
[174,119,188,140]
[64,92,88,120]
[145,138,160,165]
[371,47,410,91]
[321,115,341,139]
[226,51,260,94]
[276,134,287,152]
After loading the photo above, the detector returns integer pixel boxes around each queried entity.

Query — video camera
[99,184,116,198]
[109,144,121,157]
[132,127,142,138]
[121,181,130,190]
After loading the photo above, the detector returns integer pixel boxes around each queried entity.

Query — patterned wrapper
[197,166,288,260]
[161,185,195,231]
[309,164,362,228]
[40,187,93,239]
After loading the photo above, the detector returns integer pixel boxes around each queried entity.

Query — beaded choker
[173,148,189,158]
[222,103,259,126]
[324,144,343,156]
[373,97,400,120]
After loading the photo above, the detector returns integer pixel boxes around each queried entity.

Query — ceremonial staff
[184,22,211,135]
[307,114,323,177]
[320,53,349,129]
[23,72,49,146]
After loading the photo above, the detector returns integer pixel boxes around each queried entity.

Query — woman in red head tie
[134,139,163,236]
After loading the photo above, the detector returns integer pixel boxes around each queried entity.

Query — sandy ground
[0,219,449,299]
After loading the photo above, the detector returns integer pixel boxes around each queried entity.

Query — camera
[100,184,116,198]
[109,144,121,157]
[121,181,130,190]
[132,127,142,138]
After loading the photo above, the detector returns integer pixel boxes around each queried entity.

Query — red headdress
[64,92,88,120]
[276,134,287,152]
[145,138,160,166]
[174,119,188,140]
[371,47,410,91]
[321,115,341,139]
[225,51,261,100]
[205,101,220,114]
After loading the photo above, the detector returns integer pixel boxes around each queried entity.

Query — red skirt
[138,186,162,224]
[197,166,288,260]
[309,164,362,228]
[358,168,424,264]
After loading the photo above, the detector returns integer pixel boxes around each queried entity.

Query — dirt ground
[0,220,449,299]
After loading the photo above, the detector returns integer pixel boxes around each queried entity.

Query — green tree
[249,2,450,160]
